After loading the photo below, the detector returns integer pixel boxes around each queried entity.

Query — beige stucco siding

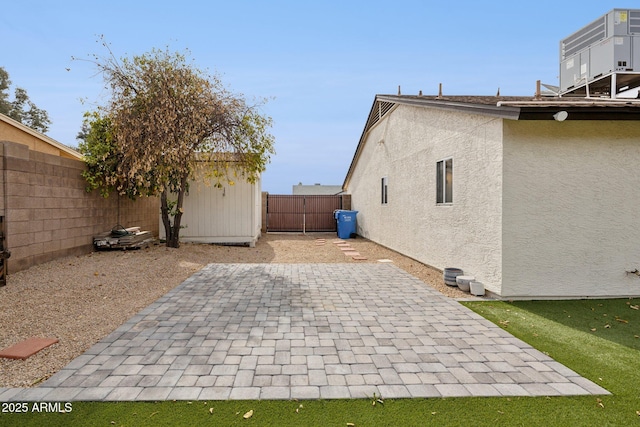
[348,104,504,292]
[0,115,81,159]
[502,120,640,298]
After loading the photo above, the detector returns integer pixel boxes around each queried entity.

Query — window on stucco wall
[381,176,388,205]
[436,158,453,204]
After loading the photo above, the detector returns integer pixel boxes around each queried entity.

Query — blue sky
[1,1,624,193]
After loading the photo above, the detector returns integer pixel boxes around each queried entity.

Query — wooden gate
[266,195,343,232]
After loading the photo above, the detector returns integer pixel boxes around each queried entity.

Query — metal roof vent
[560,9,640,98]
[364,100,395,133]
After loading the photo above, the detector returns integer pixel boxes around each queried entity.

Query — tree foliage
[77,112,119,198]
[78,46,275,247]
[0,66,51,133]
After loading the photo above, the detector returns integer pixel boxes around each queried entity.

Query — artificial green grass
[2,396,635,427]
[463,298,640,394]
[3,298,639,427]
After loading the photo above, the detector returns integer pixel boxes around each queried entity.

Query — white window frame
[381,176,388,205]
[436,158,453,205]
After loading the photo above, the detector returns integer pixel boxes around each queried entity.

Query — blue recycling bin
[334,210,358,239]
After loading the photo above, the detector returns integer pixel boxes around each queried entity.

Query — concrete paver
[1,263,609,401]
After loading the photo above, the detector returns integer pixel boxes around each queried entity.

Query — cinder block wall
[0,141,159,273]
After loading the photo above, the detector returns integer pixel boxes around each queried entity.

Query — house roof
[343,94,640,190]
[0,113,82,160]
[375,94,640,120]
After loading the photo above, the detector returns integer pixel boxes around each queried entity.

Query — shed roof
[343,94,640,190]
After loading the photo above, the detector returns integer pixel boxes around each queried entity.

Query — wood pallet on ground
[94,226,154,250]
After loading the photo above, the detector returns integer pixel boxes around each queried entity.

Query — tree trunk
[160,190,177,248]
[159,176,188,248]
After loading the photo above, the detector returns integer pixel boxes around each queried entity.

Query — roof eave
[376,95,522,120]
[0,113,82,159]
[343,97,379,191]
[517,106,640,120]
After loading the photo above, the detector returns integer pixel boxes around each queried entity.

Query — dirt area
[0,232,469,388]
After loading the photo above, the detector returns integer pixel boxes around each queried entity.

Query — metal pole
[1,143,8,286]
[611,73,617,99]
[0,216,7,287]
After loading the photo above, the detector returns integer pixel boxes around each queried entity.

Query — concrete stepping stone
[0,337,59,360]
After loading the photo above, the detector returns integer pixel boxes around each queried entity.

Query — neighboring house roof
[343,94,640,190]
[0,113,82,160]
[292,183,343,195]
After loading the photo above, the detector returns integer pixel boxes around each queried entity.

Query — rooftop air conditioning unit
[560,9,640,97]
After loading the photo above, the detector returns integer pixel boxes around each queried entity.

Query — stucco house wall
[160,170,262,247]
[347,104,504,293]
[502,120,640,298]
[345,95,640,299]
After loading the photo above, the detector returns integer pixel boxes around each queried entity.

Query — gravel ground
[0,232,470,388]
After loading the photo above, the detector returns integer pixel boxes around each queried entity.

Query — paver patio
[0,263,609,401]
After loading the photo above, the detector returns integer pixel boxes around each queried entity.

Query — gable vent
[364,101,394,133]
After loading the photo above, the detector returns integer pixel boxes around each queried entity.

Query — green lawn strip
[4,298,640,426]
[462,298,640,423]
[2,396,635,427]
[461,299,640,394]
